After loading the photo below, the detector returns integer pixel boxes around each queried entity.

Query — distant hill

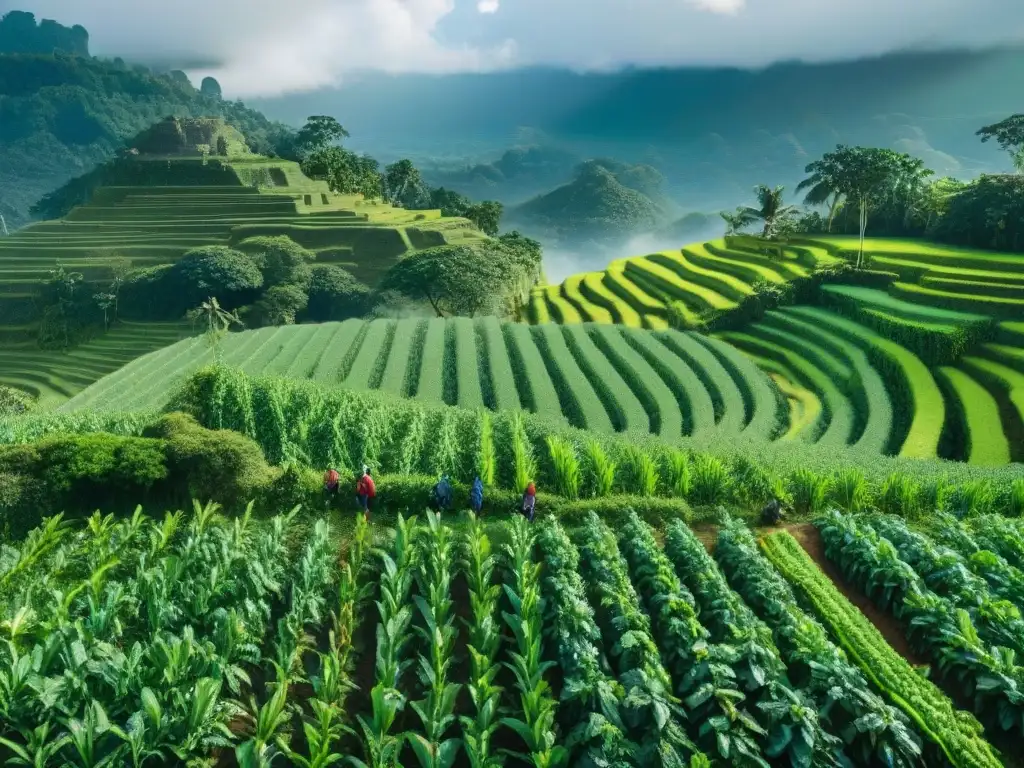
[508,160,669,246]
[422,144,581,205]
[0,11,292,230]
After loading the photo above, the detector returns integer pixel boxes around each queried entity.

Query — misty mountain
[252,47,1023,212]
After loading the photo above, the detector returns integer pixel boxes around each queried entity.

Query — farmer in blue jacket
[470,476,484,514]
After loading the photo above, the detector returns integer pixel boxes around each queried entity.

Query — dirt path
[783,523,927,667]
[696,521,926,667]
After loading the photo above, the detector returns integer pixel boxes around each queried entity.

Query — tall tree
[382,159,426,207]
[294,116,350,157]
[977,114,1024,173]
[302,147,381,200]
[464,200,504,236]
[801,146,928,268]
[380,245,509,318]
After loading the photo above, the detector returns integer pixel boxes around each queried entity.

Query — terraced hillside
[0,156,483,340]
[0,320,195,407]
[528,237,842,327]
[62,317,788,442]
[534,236,1024,465]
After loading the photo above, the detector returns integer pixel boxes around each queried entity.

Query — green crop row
[561,324,648,433]
[761,310,893,453]
[588,324,682,438]
[580,272,644,326]
[562,275,613,323]
[694,333,785,440]
[785,307,943,458]
[501,322,563,418]
[573,511,704,766]
[619,327,715,436]
[935,366,1011,465]
[413,317,446,402]
[649,250,754,302]
[865,514,1024,658]
[891,281,1024,318]
[761,528,1002,768]
[452,316,484,408]
[530,323,612,432]
[927,511,1024,608]
[716,519,924,767]
[343,317,394,390]
[476,316,520,411]
[818,511,1024,739]
[378,318,422,397]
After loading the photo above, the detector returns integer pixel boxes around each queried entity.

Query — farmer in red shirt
[323,468,340,507]
[356,466,376,520]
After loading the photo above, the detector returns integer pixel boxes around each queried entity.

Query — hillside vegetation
[0,11,293,230]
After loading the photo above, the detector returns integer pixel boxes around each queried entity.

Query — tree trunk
[857,198,868,269]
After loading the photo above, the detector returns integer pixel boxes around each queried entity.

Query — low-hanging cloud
[8,0,1024,97]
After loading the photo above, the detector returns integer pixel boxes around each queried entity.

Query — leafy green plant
[789,468,831,517]
[619,445,658,497]
[665,449,690,498]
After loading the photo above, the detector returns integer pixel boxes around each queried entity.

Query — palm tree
[738,184,799,239]
[186,296,243,362]
[796,172,844,232]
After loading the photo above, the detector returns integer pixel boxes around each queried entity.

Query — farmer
[469,476,484,514]
[761,497,785,526]
[432,474,453,512]
[356,466,376,520]
[521,481,537,523]
[323,467,341,505]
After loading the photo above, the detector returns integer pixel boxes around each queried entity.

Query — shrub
[0,385,34,417]
[143,411,275,507]
[304,264,371,322]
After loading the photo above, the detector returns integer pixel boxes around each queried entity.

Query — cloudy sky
[8,0,1024,97]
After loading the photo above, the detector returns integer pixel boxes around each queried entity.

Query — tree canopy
[976,114,1024,172]
[294,115,350,157]
[380,245,511,317]
[237,235,315,288]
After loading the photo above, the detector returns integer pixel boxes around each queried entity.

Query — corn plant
[583,440,616,498]
[478,410,497,487]
[461,513,505,768]
[327,513,374,710]
[535,519,632,767]
[829,469,869,513]
[666,450,690,499]
[545,436,581,500]
[510,412,538,494]
[407,511,462,768]
[620,446,658,498]
[235,663,293,768]
[501,516,566,767]
[574,511,699,767]
[1010,478,1024,518]
[789,469,831,517]
[877,473,920,518]
[354,514,420,768]
[688,454,730,506]
[282,698,351,768]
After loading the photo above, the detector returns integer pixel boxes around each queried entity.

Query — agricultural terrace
[0,321,195,407]
[534,235,1024,465]
[8,491,1024,766]
[59,317,787,441]
[0,155,483,340]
